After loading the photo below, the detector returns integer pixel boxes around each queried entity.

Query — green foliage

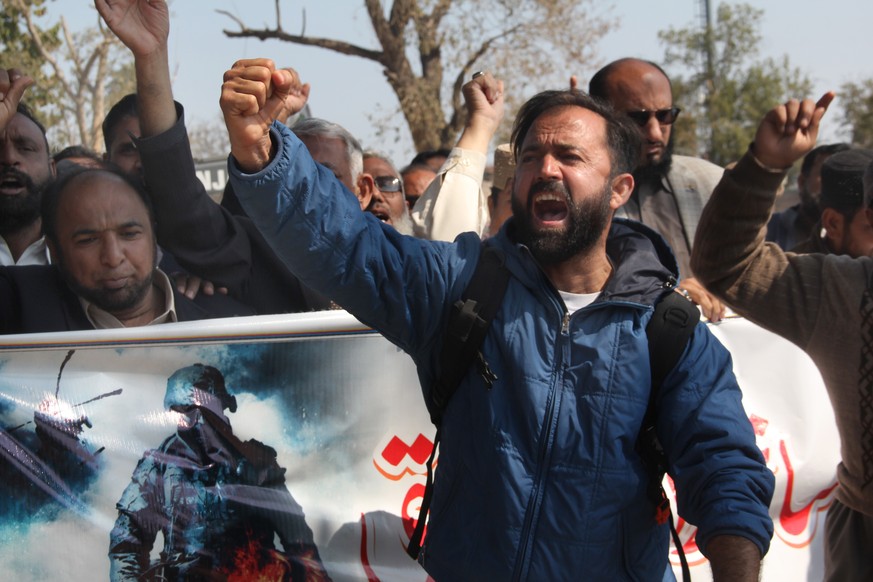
[658,2,812,167]
[0,0,63,127]
[839,79,873,148]
[0,0,134,150]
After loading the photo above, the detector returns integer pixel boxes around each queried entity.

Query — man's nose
[100,235,125,267]
[642,116,665,144]
[539,153,562,180]
[0,141,20,166]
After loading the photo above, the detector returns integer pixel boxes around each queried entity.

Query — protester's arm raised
[220,60,309,173]
[412,72,504,240]
[95,0,174,135]
[690,92,835,346]
[455,72,504,154]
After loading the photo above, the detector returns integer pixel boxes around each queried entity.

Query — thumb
[263,69,295,118]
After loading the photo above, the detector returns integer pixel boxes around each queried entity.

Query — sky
[61,0,873,165]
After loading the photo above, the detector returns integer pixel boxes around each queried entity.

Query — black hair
[15,101,50,151]
[510,89,641,177]
[52,145,101,164]
[800,143,851,177]
[102,93,138,152]
[400,162,436,177]
[40,165,155,245]
[410,149,451,167]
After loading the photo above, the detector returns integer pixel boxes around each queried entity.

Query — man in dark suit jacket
[97,2,376,314]
[0,166,252,334]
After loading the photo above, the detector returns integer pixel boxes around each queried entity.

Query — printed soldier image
[108,363,329,581]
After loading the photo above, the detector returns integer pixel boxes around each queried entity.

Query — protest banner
[0,312,837,580]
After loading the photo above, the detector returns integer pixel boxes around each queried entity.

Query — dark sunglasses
[625,107,681,127]
[374,175,404,194]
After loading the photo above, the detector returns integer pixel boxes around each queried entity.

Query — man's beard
[512,179,612,265]
[633,136,674,188]
[0,167,50,235]
[59,255,156,314]
[392,207,415,236]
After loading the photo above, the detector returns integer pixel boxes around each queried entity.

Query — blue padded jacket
[231,122,775,581]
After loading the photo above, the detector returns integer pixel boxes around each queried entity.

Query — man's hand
[95,0,169,58]
[172,273,228,300]
[752,92,835,170]
[272,67,312,125]
[0,68,33,130]
[456,72,504,153]
[220,59,310,173]
[679,277,726,323]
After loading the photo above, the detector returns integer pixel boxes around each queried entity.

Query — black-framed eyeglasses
[625,107,681,127]
[374,175,404,196]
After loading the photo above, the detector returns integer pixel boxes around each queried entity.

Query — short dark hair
[41,165,155,245]
[510,89,640,176]
[102,93,138,152]
[400,162,436,177]
[53,145,102,164]
[800,143,851,177]
[410,149,451,167]
[15,101,49,151]
[588,58,672,101]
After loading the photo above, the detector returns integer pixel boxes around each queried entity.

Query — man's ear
[821,208,844,245]
[49,158,56,178]
[356,173,375,210]
[797,172,806,193]
[609,173,634,210]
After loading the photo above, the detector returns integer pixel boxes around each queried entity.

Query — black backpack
[406,245,698,581]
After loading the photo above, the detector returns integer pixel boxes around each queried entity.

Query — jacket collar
[490,217,678,307]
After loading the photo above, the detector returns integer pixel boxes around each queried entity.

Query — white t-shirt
[559,289,600,316]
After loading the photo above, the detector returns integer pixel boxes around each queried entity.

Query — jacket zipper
[511,302,569,581]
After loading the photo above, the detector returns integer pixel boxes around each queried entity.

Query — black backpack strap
[638,289,700,582]
[429,245,510,424]
[407,244,510,560]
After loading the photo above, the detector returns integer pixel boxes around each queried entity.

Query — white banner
[0,313,838,581]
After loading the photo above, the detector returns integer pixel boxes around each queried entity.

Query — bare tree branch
[222,0,611,152]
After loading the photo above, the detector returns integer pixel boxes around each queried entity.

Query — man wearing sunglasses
[588,58,727,322]
[364,152,415,235]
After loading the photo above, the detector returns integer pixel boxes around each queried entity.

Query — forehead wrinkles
[2,115,48,151]
[523,109,603,155]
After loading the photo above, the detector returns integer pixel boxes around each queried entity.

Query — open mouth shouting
[530,183,570,230]
[0,169,28,196]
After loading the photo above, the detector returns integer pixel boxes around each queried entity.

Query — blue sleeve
[658,322,775,557]
[228,122,480,357]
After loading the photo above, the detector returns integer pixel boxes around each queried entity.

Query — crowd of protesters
[0,0,871,580]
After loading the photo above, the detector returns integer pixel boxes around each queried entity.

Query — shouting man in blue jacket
[219,58,774,580]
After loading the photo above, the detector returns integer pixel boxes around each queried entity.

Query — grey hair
[363,150,399,174]
[291,117,364,181]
